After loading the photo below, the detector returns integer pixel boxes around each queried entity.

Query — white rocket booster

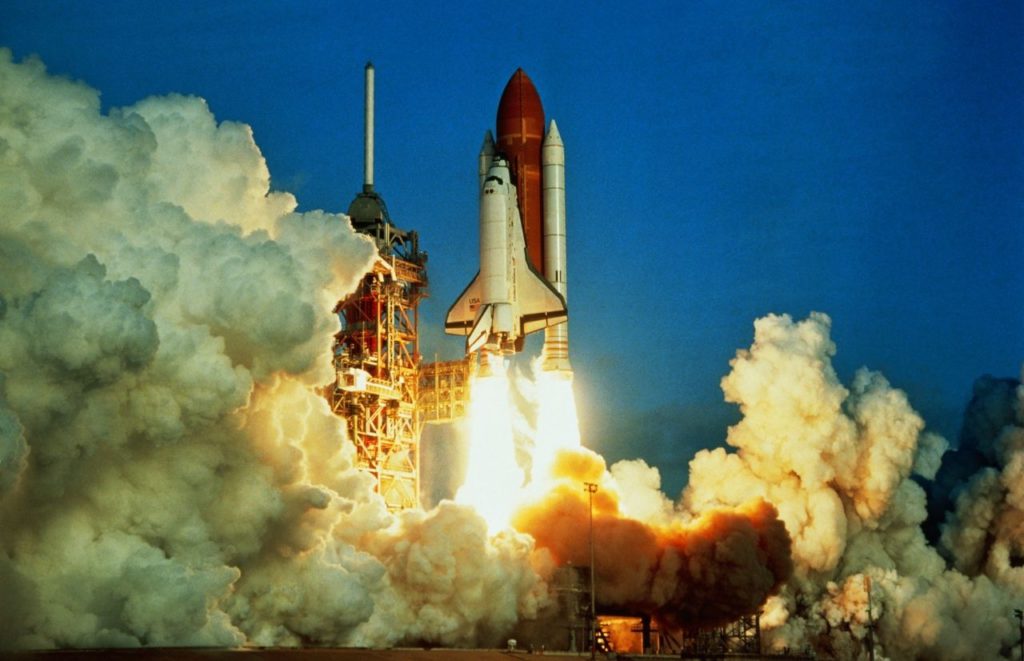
[540,120,571,374]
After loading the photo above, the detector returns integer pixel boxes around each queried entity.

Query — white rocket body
[540,120,571,374]
[478,130,496,190]
[445,158,567,355]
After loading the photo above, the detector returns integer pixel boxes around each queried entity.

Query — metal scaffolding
[328,186,427,511]
[418,358,474,424]
[680,614,762,658]
[326,64,429,511]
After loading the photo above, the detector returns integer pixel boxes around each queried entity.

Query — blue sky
[2,1,1021,494]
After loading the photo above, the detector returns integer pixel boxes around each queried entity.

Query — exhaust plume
[683,313,1024,659]
[512,446,793,626]
[0,50,547,650]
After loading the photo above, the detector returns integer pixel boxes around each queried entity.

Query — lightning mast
[328,63,428,510]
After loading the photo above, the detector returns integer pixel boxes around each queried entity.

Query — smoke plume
[0,50,548,650]
[512,447,792,626]
[682,312,1024,659]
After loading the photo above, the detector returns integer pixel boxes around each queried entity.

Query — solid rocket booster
[540,119,570,373]
[446,69,572,371]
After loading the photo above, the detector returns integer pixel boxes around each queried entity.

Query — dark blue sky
[2,1,1021,494]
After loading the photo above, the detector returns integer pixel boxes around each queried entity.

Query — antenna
[364,61,374,193]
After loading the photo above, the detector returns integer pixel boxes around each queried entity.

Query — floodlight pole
[1015,608,1023,661]
[585,482,598,661]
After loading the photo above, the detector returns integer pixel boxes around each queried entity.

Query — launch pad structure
[329,200,427,510]
[327,63,474,510]
[327,63,431,510]
[679,614,762,658]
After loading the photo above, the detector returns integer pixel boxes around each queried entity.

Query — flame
[449,351,792,625]
[450,355,789,628]
[532,368,581,481]
[455,354,525,530]
[455,355,583,532]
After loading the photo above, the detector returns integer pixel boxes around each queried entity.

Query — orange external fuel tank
[495,68,545,272]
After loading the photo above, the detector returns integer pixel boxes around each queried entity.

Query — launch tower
[328,63,427,510]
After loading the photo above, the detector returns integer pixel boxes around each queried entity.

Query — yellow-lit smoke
[0,51,552,650]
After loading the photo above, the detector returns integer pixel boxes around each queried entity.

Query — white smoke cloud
[682,312,1024,659]
[352,503,552,647]
[0,49,547,650]
[608,458,677,525]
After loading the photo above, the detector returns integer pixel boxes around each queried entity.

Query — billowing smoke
[513,447,792,626]
[682,313,1024,659]
[934,376,1024,579]
[4,49,1022,659]
[0,50,549,650]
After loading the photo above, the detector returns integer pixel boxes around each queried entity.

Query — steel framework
[328,188,427,511]
[418,358,474,424]
[680,614,762,658]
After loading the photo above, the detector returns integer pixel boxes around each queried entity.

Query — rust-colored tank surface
[495,68,545,272]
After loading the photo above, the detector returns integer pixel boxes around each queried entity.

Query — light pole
[1015,608,1023,661]
[585,482,598,660]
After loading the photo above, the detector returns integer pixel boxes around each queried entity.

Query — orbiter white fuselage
[445,158,567,355]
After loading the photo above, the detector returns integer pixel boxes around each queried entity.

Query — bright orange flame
[455,356,583,533]
[451,355,792,626]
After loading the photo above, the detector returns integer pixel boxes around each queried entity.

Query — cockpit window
[485,175,504,185]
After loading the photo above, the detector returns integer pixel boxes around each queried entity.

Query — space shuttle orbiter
[445,157,566,355]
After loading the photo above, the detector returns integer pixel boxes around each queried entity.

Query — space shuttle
[445,69,572,373]
[445,156,566,355]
